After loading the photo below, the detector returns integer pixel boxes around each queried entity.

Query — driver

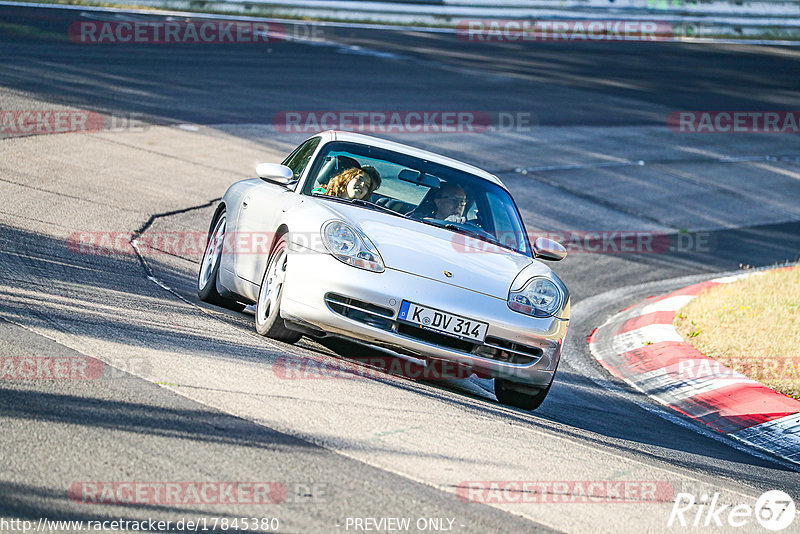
[412,183,468,222]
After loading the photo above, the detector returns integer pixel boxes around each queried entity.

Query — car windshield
[301,141,531,256]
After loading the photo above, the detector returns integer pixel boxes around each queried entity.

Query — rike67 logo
[669,490,795,531]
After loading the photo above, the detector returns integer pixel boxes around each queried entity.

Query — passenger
[311,156,362,195]
[360,166,381,190]
[323,167,381,200]
[411,183,468,223]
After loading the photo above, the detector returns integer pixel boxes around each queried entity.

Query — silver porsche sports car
[198,130,569,410]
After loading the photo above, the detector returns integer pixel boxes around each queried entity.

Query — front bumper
[281,245,569,387]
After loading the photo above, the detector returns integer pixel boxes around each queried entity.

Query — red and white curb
[588,269,800,466]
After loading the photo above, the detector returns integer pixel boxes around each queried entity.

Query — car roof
[320,130,506,189]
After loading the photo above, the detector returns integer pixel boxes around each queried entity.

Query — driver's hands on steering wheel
[444,215,466,224]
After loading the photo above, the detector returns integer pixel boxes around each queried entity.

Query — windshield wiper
[312,194,410,219]
[443,223,507,249]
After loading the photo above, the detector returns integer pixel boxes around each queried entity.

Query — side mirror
[533,237,567,261]
[256,163,294,185]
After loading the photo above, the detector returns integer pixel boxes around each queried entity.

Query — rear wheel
[255,236,302,343]
[198,211,245,312]
[495,378,552,411]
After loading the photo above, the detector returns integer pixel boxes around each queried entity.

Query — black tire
[255,236,302,343]
[495,378,552,411]
[197,210,245,312]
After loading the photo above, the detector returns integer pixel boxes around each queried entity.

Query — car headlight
[321,220,384,273]
[508,277,562,317]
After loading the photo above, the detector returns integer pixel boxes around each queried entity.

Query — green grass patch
[675,265,800,399]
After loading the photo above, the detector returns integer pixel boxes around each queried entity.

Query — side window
[486,191,523,252]
[282,137,321,180]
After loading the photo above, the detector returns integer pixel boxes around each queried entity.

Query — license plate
[398,301,488,343]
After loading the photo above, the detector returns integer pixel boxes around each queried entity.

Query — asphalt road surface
[1,4,799,533]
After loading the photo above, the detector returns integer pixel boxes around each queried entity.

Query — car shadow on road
[282,337,800,484]
[0,384,320,454]
[0,223,202,302]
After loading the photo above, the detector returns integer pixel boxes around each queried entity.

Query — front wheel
[255,236,302,343]
[495,378,552,411]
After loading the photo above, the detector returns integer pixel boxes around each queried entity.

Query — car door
[234,137,321,285]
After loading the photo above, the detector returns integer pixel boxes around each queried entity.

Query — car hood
[321,201,541,299]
